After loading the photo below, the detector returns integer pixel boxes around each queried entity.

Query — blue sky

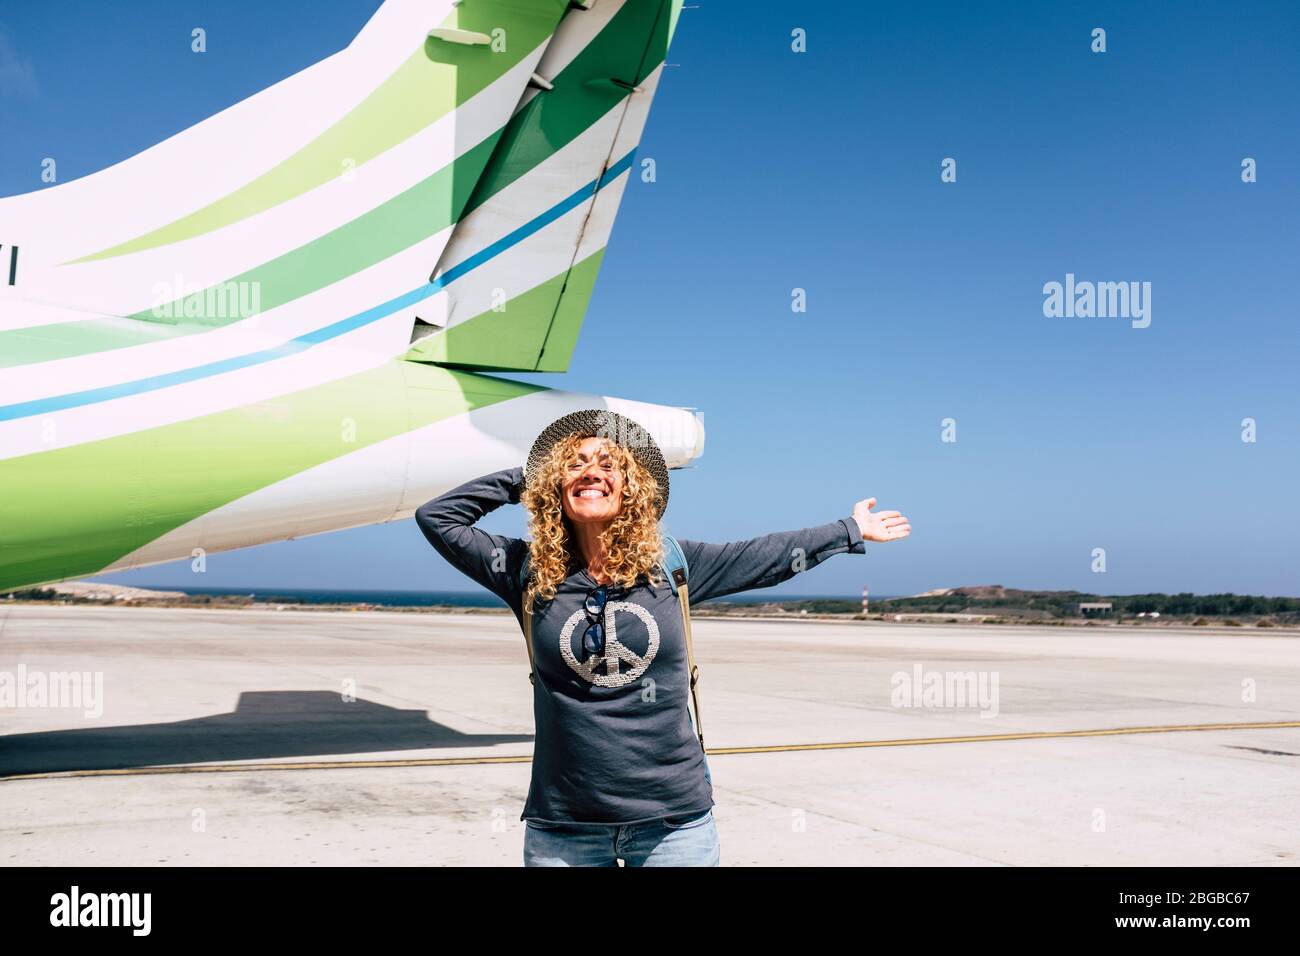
[3,0,1297,598]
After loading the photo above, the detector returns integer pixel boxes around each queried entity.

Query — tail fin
[405,0,684,372]
[0,0,571,333]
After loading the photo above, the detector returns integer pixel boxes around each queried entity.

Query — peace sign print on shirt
[558,600,661,687]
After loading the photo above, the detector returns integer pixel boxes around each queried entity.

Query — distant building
[1079,602,1113,616]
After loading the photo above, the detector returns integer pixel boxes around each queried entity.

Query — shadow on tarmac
[0,690,533,776]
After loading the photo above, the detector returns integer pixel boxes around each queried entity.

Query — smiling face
[560,436,626,525]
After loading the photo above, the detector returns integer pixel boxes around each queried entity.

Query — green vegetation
[883,588,1300,618]
[697,586,1300,625]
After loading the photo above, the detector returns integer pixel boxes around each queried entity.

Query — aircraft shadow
[0,690,533,777]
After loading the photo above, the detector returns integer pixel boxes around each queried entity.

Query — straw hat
[525,408,670,519]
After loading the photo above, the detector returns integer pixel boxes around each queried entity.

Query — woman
[415,409,911,866]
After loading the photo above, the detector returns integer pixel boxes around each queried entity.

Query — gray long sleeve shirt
[415,466,867,826]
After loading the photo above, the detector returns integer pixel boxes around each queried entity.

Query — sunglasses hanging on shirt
[581,585,608,661]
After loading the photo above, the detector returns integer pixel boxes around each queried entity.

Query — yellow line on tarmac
[3,719,1297,782]
[703,720,1300,755]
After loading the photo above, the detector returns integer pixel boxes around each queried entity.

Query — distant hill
[697,586,1300,625]
[880,586,1300,623]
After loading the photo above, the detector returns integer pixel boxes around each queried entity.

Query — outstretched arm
[676,498,910,605]
[414,466,528,611]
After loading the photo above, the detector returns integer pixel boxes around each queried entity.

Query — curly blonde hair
[519,432,665,608]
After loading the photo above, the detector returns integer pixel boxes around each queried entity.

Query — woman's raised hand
[852,498,911,543]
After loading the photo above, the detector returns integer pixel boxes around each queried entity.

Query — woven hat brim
[525,409,669,519]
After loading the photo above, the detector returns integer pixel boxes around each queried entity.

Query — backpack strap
[517,535,705,752]
[522,587,537,686]
[661,534,704,752]
[519,551,537,686]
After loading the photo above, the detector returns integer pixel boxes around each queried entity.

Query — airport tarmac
[1,604,1297,866]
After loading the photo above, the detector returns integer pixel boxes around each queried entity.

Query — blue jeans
[523,751,718,867]
[523,807,720,867]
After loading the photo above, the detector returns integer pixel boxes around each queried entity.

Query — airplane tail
[0,0,700,594]
[1,0,684,375]
[0,0,572,328]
